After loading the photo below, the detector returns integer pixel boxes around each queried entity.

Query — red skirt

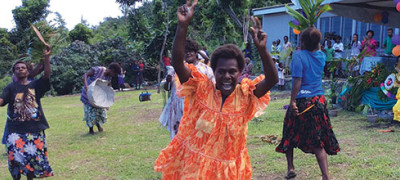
[276,95,340,155]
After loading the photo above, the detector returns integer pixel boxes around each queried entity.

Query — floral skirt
[83,104,107,128]
[276,95,340,155]
[6,131,53,178]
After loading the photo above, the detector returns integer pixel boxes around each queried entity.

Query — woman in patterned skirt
[0,44,53,179]
[276,27,340,180]
[81,63,121,134]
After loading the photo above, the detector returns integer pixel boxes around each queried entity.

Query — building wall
[261,11,399,58]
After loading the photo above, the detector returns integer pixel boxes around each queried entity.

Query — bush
[0,76,12,92]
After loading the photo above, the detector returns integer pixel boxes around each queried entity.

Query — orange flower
[35,139,44,150]
[8,151,14,161]
[25,165,34,172]
[15,138,25,149]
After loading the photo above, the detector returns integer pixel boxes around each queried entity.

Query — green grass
[0,90,399,179]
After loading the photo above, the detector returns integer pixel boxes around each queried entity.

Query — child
[324,40,334,78]
[138,60,144,89]
[278,62,285,90]
[118,62,126,91]
[81,63,121,135]
[154,1,278,178]
[0,44,54,179]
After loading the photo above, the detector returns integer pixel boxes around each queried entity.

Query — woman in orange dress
[154,1,278,179]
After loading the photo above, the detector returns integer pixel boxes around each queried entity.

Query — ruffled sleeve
[176,64,210,98]
[240,75,271,120]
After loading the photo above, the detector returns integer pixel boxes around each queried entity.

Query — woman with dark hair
[155,0,278,178]
[361,30,378,57]
[0,44,54,179]
[350,34,362,76]
[81,62,121,134]
[276,27,340,180]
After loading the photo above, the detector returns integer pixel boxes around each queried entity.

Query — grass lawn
[0,90,399,179]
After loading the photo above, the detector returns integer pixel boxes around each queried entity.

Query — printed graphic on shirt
[13,88,39,121]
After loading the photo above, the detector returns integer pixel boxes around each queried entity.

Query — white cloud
[0,0,143,30]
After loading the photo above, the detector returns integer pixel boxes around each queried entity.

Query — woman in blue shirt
[276,27,340,180]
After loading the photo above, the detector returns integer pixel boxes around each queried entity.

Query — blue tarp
[338,87,396,110]
[361,87,396,110]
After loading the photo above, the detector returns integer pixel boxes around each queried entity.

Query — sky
[0,0,142,30]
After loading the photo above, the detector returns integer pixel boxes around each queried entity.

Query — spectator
[383,28,396,56]
[361,30,378,57]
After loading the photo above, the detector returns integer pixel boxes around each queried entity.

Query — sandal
[285,171,297,179]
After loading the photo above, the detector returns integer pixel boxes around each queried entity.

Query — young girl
[0,44,53,179]
[278,62,285,90]
[154,1,278,178]
[276,27,340,180]
[81,63,121,135]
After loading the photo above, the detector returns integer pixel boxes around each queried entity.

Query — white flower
[14,151,25,164]
[24,142,37,156]
[7,133,20,145]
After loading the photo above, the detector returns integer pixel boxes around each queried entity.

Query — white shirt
[332,42,344,59]
[350,41,361,57]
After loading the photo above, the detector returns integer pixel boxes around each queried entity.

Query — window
[331,16,341,36]
[289,27,299,49]
[356,21,368,41]
[342,18,353,48]
[320,17,330,39]
[369,23,381,47]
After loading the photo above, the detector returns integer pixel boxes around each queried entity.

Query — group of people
[156,1,339,180]
[0,1,347,179]
[322,28,397,78]
[271,36,292,91]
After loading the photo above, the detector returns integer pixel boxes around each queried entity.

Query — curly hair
[210,44,245,72]
[108,62,121,75]
[301,27,322,51]
[12,61,28,72]
[185,39,200,53]
[366,30,374,37]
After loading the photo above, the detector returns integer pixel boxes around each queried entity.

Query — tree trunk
[157,0,169,93]
[242,8,250,43]
[215,0,253,43]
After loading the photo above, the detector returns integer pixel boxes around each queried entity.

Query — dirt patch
[270,91,291,101]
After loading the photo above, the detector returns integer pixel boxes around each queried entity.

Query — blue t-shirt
[291,50,325,99]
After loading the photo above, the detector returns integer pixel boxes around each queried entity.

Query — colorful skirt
[6,131,53,178]
[276,95,340,155]
[83,103,107,128]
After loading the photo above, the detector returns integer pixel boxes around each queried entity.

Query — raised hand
[177,0,198,26]
[250,16,267,49]
[44,43,52,60]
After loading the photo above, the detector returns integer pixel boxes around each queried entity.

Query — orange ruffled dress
[154,64,270,179]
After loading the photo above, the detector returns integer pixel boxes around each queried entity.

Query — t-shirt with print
[291,50,325,99]
[1,77,50,134]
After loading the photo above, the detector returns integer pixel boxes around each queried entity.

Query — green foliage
[11,0,50,54]
[28,21,68,63]
[342,63,395,111]
[89,17,129,45]
[286,0,332,31]
[69,23,93,44]
[0,29,17,77]
[50,41,98,95]
[0,76,12,92]
[12,0,50,30]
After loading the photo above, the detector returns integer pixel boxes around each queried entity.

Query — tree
[12,0,50,31]
[11,0,50,54]
[69,23,93,44]
[51,41,98,95]
[0,28,17,78]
